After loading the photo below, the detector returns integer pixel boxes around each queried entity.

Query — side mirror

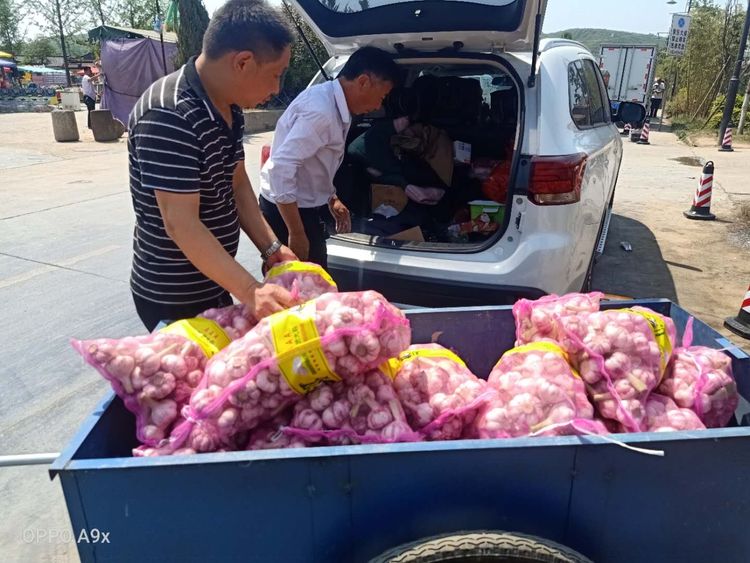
[612,101,646,126]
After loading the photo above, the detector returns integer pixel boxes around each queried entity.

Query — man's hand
[240,282,294,318]
[265,244,297,267]
[288,232,310,261]
[329,197,351,234]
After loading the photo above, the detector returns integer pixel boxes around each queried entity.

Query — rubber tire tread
[369,531,593,563]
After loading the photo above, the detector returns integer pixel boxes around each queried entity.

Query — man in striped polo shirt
[128,0,297,330]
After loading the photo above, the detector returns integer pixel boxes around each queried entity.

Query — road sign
[667,13,691,56]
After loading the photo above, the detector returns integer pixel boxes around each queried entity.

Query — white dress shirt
[81,74,96,99]
[260,79,351,208]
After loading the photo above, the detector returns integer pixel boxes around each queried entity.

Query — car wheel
[369,531,593,563]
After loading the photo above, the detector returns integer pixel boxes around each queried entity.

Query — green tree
[116,0,158,29]
[0,0,23,54]
[278,3,328,105]
[21,37,56,64]
[666,0,746,122]
[175,0,209,66]
[36,0,91,85]
[562,31,573,40]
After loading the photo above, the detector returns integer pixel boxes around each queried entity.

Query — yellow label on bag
[265,261,337,288]
[399,347,468,368]
[498,341,581,379]
[379,347,467,380]
[160,318,231,358]
[379,357,403,380]
[620,308,673,376]
[269,301,340,394]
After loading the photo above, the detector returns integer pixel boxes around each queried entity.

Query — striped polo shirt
[128,57,244,306]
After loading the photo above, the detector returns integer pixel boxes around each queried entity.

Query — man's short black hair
[203,0,294,62]
[339,46,400,85]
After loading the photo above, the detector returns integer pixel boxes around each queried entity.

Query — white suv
[287,0,645,306]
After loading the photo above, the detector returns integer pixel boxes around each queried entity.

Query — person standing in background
[81,67,97,129]
[259,47,400,267]
[650,78,665,118]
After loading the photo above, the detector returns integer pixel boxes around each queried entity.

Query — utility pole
[54,0,72,87]
[155,0,167,75]
[719,0,750,143]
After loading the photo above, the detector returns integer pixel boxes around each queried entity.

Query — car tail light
[528,153,587,205]
[260,144,271,168]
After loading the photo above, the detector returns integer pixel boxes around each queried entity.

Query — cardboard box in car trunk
[371,184,408,213]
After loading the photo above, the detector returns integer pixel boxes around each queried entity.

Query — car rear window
[568,59,611,129]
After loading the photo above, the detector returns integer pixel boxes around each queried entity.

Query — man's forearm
[168,218,258,299]
[277,202,306,236]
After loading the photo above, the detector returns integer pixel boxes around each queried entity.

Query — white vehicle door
[566,58,619,253]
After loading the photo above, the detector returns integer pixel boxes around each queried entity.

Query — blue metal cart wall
[51,300,750,563]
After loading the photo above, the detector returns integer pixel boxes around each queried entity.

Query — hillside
[543,28,666,55]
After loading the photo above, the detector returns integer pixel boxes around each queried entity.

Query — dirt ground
[593,126,750,343]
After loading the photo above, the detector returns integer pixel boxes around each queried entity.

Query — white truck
[598,44,657,139]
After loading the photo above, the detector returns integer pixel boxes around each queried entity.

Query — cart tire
[369,531,593,563]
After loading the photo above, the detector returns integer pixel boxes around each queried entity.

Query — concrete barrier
[51,110,80,142]
[243,109,284,133]
[90,109,126,142]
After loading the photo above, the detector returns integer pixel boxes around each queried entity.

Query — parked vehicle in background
[283,0,644,307]
[598,44,657,106]
[598,43,656,140]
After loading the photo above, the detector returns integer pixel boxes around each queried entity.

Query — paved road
[0,113,748,562]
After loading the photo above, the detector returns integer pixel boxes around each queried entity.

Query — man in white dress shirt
[259,46,399,267]
[81,67,97,129]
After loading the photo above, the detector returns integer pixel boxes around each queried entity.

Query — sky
[201,0,689,36]
[543,0,687,34]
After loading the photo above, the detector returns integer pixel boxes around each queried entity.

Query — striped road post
[637,118,651,145]
[725,285,750,339]
[683,160,716,221]
[719,123,734,152]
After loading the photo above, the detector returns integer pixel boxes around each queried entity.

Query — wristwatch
[262,239,282,261]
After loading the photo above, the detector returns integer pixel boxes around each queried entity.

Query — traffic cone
[725,285,750,339]
[621,123,631,136]
[719,123,734,152]
[683,160,716,220]
[637,118,651,144]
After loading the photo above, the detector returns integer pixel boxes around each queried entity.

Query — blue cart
[50,300,750,562]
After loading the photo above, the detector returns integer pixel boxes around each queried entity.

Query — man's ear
[233,51,258,74]
[356,73,370,89]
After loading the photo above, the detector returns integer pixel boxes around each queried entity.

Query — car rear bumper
[328,262,545,307]
[326,223,587,307]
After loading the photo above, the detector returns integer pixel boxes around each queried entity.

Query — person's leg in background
[83,95,96,128]
[132,291,233,332]
[259,196,329,269]
[302,207,329,269]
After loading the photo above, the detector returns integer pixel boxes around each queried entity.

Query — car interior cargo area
[332,61,519,248]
